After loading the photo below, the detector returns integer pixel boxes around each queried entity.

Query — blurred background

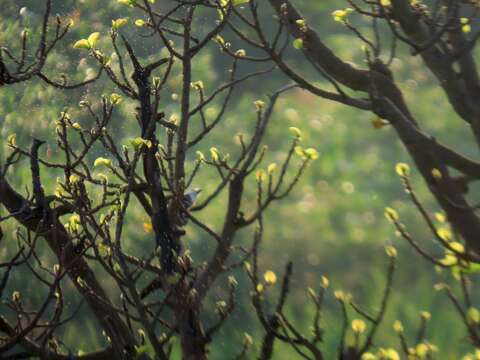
[0,0,478,358]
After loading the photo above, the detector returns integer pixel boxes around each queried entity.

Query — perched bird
[178,188,201,225]
[182,188,201,209]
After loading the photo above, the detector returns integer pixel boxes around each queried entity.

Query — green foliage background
[0,0,479,358]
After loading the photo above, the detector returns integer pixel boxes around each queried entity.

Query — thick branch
[0,177,143,359]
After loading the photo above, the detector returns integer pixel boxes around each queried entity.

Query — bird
[182,188,201,208]
[178,188,201,225]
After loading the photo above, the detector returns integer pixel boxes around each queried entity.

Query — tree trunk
[176,303,208,360]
